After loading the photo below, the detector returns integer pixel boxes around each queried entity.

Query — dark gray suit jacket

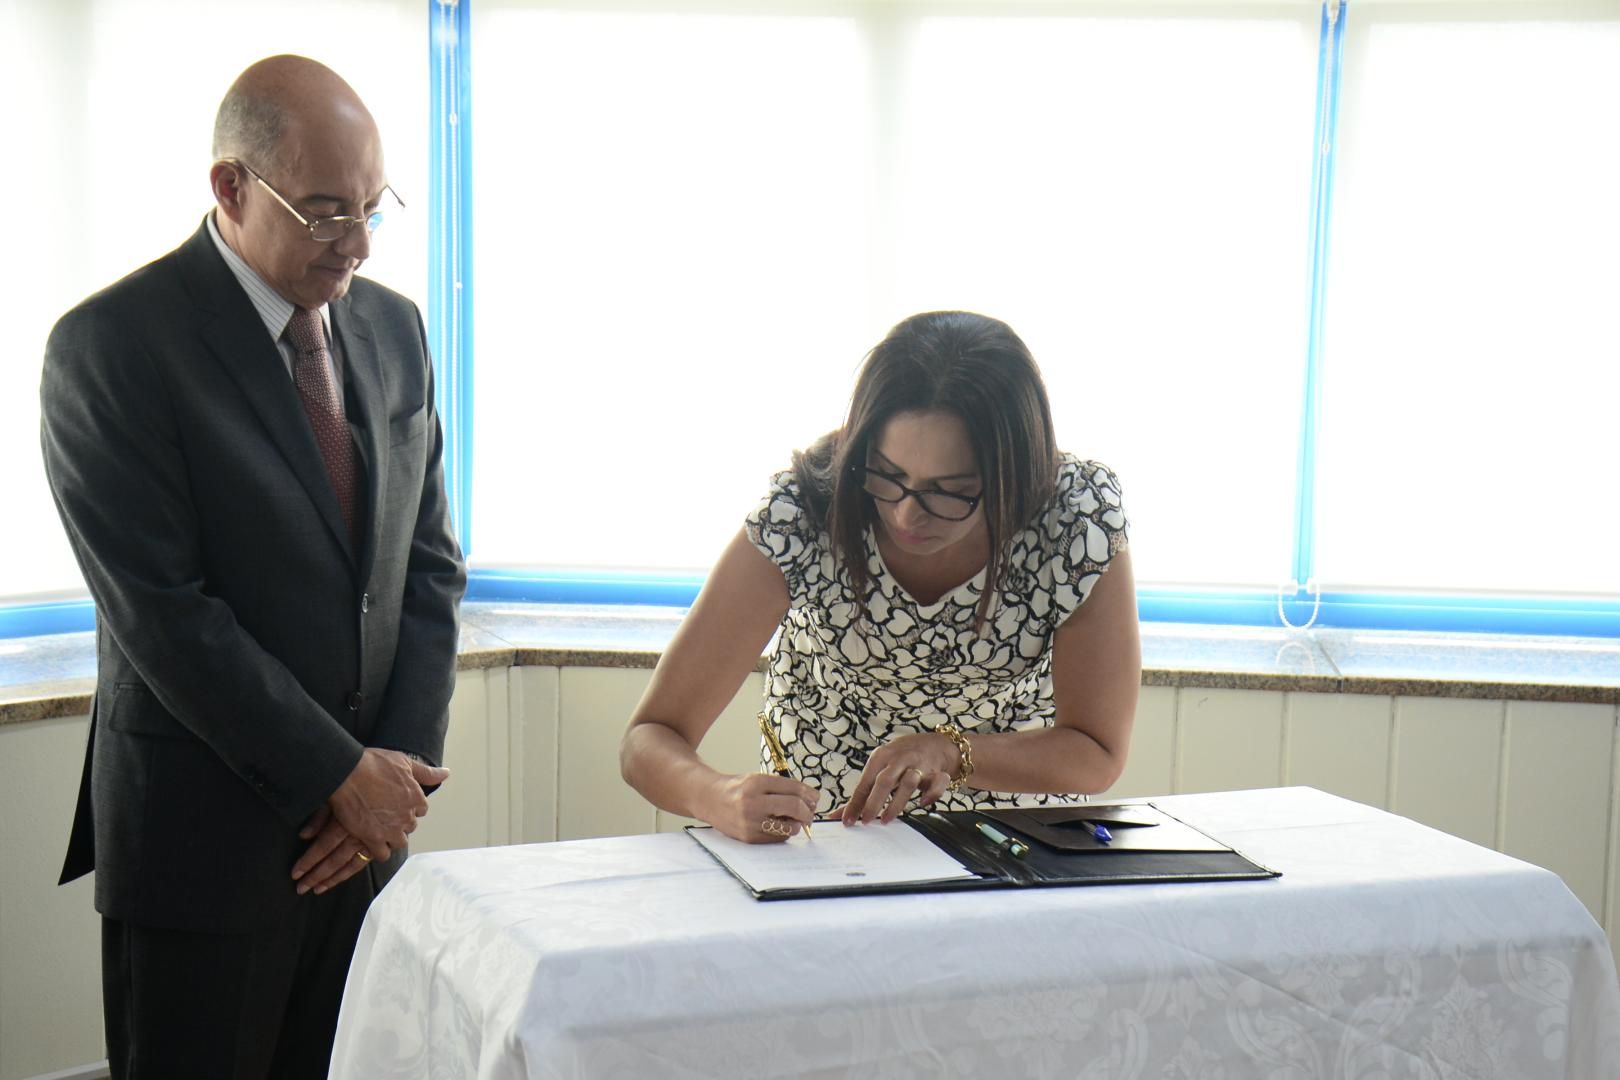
[41,220,466,934]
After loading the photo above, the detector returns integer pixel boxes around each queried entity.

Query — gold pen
[757,712,812,839]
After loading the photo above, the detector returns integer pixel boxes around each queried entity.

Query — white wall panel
[9,668,1620,1080]
[412,668,508,854]
[1100,685,1176,800]
[516,666,560,845]
[1500,701,1614,925]
[1176,688,1285,794]
[1286,692,1391,808]
[0,715,103,1080]
[556,667,658,840]
[1609,719,1620,976]
[1392,696,1503,849]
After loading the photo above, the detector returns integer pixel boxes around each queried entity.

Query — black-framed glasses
[857,466,983,521]
[232,160,403,242]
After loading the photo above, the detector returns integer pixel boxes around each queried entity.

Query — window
[889,12,1318,588]
[1316,9,1620,597]
[5,0,1618,638]
[470,2,1321,589]
[470,8,872,570]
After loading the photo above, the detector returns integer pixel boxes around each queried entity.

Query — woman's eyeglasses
[857,466,982,521]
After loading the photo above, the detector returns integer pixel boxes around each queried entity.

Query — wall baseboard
[27,1062,110,1080]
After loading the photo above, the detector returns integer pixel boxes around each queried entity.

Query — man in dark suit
[40,55,466,1078]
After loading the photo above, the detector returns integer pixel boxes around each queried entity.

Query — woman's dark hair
[792,311,1059,630]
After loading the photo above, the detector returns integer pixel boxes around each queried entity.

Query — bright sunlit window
[471,3,1320,587]
[4,0,1618,634]
[1315,10,1620,596]
[471,8,873,571]
[890,13,1318,588]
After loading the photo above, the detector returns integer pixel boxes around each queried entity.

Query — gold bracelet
[937,723,974,794]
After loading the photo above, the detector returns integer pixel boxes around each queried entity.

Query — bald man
[41,56,465,1078]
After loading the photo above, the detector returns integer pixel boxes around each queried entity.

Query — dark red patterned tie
[285,307,359,542]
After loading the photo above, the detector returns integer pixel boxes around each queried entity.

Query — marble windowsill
[3,601,1618,727]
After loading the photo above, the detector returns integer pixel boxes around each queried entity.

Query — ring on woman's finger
[354,850,372,864]
[904,767,926,784]
[761,816,793,837]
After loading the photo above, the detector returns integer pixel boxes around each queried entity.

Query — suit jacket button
[361,593,371,613]
[347,691,364,711]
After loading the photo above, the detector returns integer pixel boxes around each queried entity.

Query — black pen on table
[758,712,812,839]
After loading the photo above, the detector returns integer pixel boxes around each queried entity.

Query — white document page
[689,821,979,894]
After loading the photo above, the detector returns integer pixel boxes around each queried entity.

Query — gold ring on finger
[354,850,372,863]
[905,767,925,784]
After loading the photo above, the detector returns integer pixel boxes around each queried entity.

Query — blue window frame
[431,0,475,549]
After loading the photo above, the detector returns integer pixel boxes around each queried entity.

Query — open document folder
[688,804,1279,901]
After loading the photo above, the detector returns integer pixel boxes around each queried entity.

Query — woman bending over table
[620,311,1140,843]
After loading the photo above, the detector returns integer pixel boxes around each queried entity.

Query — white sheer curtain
[0,0,428,602]
[1315,8,1620,596]
[470,3,1321,585]
[889,12,1319,588]
[470,9,874,572]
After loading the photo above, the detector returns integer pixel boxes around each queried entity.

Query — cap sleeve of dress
[1048,457,1130,628]
[744,469,820,585]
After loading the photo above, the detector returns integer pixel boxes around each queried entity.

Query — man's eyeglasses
[232,160,403,242]
[858,466,983,521]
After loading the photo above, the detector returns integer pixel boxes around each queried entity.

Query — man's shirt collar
[206,212,331,343]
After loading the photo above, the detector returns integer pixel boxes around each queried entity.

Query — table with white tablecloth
[329,787,1620,1078]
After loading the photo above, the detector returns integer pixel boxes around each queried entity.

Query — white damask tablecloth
[328,787,1620,1079]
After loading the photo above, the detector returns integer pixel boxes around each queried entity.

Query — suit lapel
[334,296,385,582]
[176,223,357,563]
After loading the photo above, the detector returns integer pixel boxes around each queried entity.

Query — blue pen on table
[1080,820,1113,845]
[975,821,1029,858]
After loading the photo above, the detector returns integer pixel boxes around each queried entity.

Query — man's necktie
[285,307,359,543]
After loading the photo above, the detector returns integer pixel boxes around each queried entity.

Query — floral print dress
[745,452,1129,814]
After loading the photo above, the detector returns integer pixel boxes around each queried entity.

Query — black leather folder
[694,803,1279,901]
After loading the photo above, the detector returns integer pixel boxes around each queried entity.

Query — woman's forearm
[948,723,1127,798]
[619,720,728,822]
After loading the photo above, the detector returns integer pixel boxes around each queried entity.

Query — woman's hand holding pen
[704,772,819,844]
[837,731,961,826]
